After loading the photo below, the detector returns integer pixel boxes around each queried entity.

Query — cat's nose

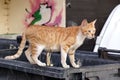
[92,34,94,37]
[92,34,95,39]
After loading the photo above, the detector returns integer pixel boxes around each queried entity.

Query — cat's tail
[5,32,26,60]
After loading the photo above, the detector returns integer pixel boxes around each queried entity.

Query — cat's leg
[31,45,46,66]
[61,46,70,68]
[25,46,35,64]
[68,50,81,68]
[46,52,51,66]
[46,52,53,66]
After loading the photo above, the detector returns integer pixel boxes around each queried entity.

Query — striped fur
[5,19,96,68]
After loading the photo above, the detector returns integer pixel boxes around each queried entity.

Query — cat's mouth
[87,37,94,39]
[87,35,96,39]
[87,36,95,39]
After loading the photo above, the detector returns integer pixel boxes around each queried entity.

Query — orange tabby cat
[5,19,96,68]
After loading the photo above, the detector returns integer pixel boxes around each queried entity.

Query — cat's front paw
[63,65,70,68]
[72,62,82,68]
[73,64,80,68]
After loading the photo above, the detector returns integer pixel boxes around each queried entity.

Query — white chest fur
[71,32,86,50]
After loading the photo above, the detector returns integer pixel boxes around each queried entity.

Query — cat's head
[80,19,96,39]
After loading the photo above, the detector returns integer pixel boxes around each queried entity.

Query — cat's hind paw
[37,62,46,67]
[4,56,13,60]
[40,63,46,66]
[47,63,53,67]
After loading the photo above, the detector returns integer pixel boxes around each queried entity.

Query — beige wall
[0,0,66,34]
[0,0,7,34]
[0,0,30,34]
[8,0,30,34]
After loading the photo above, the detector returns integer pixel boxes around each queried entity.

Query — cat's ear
[92,19,97,25]
[80,19,88,27]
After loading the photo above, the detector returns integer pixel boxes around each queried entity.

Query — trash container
[0,38,18,49]
[0,49,120,80]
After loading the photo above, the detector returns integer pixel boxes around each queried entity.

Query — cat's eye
[88,30,91,32]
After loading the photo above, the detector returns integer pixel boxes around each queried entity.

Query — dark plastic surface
[98,47,120,61]
[0,49,120,80]
[0,38,18,49]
